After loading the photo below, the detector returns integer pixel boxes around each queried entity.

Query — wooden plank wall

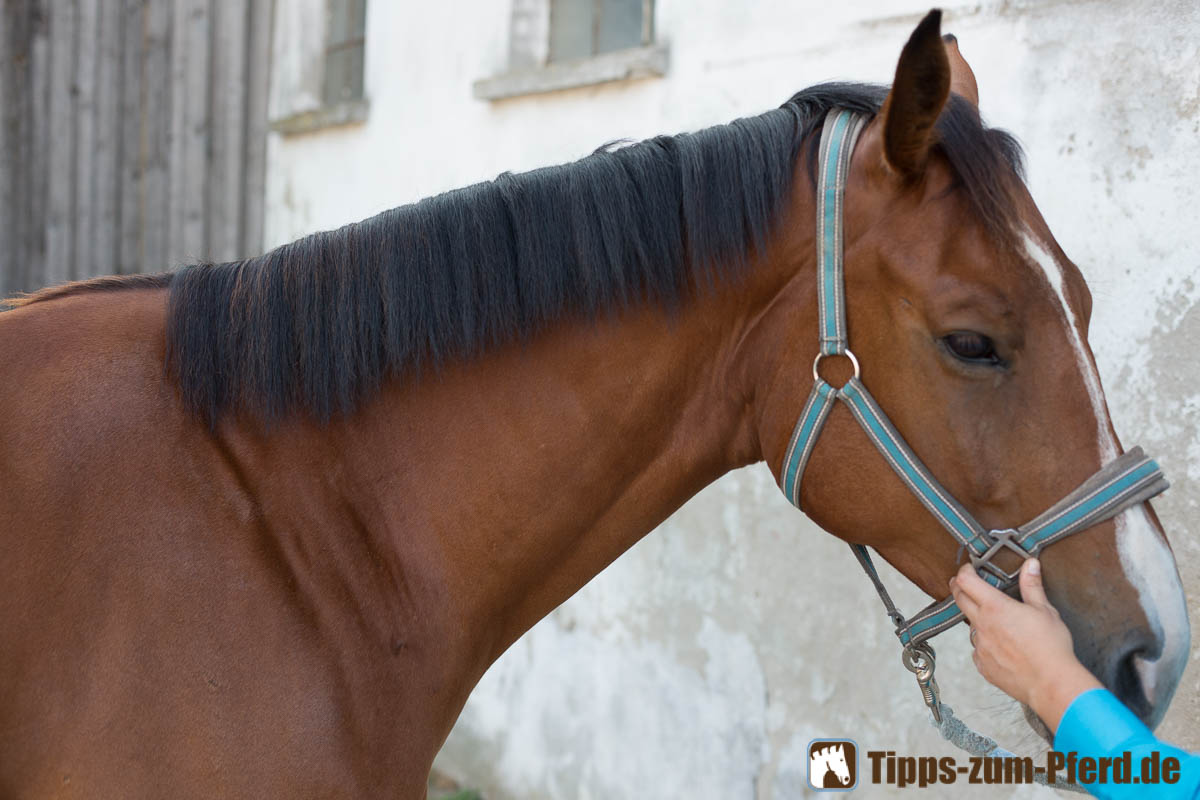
[0,0,273,297]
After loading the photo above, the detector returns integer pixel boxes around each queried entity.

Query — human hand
[949,558,1102,732]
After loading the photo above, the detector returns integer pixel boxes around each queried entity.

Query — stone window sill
[270,98,370,137]
[473,44,668,101]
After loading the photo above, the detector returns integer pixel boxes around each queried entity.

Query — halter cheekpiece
[779,109,1169,725]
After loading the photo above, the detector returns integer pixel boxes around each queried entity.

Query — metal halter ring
[901,643,935,677]
[812,349,861,386]
[901,643,943,723]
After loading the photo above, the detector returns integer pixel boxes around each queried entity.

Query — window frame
[269,0,370,137]
[474,0,667,102]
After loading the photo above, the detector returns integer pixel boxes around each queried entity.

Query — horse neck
[394,303,742,649]
[220,194,820,766]
[310,238,813,678]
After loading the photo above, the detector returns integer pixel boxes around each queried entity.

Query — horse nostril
[1109,648,1154,723]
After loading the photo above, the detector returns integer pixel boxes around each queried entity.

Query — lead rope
[780,109,1167,792]
[936,705,1088,793]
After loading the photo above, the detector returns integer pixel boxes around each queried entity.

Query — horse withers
[0,10,1188,798]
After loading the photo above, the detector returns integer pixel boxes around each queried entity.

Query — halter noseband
[779,109,1169,724]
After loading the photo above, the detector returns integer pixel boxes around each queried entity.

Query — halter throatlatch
[779,109,1169,733]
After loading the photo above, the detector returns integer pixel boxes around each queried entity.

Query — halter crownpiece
[779,109,1169,729]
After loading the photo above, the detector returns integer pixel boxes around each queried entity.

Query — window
[323,0,366,105]
[548,0,652,62]
[474,0,666,101]
[269,0,369,136]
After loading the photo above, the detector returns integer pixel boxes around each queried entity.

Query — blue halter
[780,109,1169,722]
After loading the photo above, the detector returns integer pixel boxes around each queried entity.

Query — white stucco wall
[264,1,1200,797]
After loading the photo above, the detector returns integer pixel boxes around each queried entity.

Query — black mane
[114,84,1026,422]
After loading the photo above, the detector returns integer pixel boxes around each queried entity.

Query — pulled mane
[4,83,1024,423]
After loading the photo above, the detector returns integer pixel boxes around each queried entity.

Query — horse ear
[878,10,951,179]
[942,33,979,106]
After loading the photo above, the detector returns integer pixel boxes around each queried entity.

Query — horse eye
[943,331,1000,364]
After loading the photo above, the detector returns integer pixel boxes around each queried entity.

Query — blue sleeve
[1053,688,1200,799]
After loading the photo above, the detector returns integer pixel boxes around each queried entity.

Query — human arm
[1053,687,1200,798]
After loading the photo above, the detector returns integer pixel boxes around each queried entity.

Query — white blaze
[1021,233,1116,461]
[1119,503,1190,713]
[1023,232,1189,716]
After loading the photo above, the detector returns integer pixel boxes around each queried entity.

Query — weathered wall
[263,1,1200,797]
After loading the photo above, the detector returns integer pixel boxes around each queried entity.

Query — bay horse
[0,11,1189,798]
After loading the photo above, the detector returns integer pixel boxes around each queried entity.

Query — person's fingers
[952,562,1002,607]
[954,561,1023,613]
[953,562,990,595]
[949,572,981,622]
[1017,558,1049,609]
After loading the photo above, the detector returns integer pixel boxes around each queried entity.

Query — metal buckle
[968,528,1034,584]
[812,349,861,387]
[902,643,942,723]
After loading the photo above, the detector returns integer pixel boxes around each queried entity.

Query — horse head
[757,11,1188,735]
[810,743,851,787]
